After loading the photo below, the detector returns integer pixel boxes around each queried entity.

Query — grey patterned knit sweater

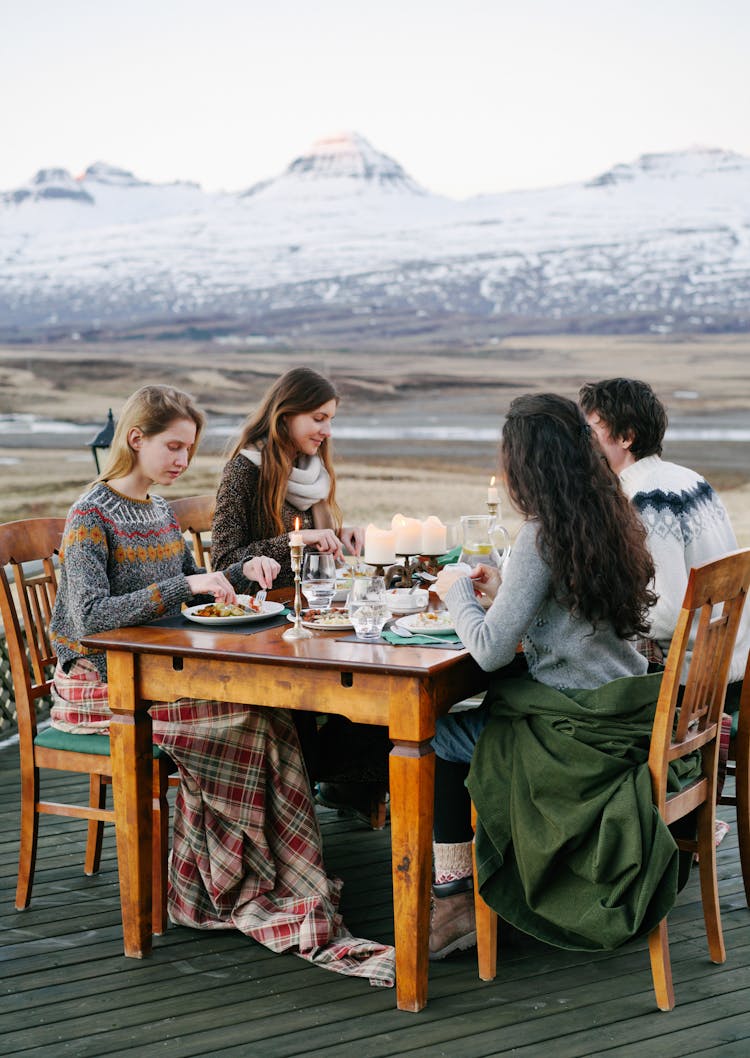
[50,482,247,680]
[445,520,647,690]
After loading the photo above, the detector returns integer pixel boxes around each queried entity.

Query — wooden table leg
[389,738,435,1012]
[107,650,154,957]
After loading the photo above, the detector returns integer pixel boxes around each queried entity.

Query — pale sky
[2,0,749,199]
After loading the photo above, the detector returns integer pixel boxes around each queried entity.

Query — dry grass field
[1,334,749,542]
[2,333,750,420]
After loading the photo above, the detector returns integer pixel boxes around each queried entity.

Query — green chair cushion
[35,725,167,759]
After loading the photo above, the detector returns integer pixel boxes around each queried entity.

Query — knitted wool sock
[433,840,473,885]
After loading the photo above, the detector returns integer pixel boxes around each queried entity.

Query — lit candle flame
[489,475,495,487]
[294,517,300,531]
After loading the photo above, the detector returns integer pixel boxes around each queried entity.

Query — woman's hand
[469,563,502,599]
[186,571,238,603]
[297,528,343,560]
[433,566,470,600]
[242,556,280,589]
[339,525,364,556]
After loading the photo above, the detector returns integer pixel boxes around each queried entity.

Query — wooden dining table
[81,593,488,1012]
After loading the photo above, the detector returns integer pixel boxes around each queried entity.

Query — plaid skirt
[51,662,395,987]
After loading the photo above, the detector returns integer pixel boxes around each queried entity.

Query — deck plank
[1,743,749,1057]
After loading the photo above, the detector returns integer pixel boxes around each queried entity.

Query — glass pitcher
[459,514,511,569]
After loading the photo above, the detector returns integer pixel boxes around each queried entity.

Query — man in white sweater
[579,377,750,709]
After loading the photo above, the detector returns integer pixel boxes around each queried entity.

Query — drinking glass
[347,576,389,641]
[301,553,337,610]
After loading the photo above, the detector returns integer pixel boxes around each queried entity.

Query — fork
[254,589,267,607]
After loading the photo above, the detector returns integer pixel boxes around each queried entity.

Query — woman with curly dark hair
[427,393,698,961]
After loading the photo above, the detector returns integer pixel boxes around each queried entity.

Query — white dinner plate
[396,611,456,635]
[287,608,354,630]
[183,597,285,626]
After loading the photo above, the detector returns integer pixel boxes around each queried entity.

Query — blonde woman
[49,384,393,986]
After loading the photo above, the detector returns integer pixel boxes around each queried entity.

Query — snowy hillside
[1,133,748,341]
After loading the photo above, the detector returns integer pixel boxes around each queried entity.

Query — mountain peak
[2,167,94,206]
[243,131,426,197]
[588,146,749,187]
[83,162,148,187]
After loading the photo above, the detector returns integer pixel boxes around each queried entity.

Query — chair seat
[35,726,167,759]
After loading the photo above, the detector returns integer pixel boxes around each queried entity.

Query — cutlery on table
[388,623,452,642]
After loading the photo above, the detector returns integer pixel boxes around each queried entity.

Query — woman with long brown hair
[212,366,388,821]
[212,366,361,581]
[427,393,697,961]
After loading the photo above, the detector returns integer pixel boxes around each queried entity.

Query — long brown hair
[227,367,341,534]
[502,393,656,637]
[97,385,205,483]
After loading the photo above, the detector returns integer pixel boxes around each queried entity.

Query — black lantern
[89,409,115,473]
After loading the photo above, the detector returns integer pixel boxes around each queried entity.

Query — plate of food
[333,568,370,602]
[184,596,285,626]
[287,607,354,630]
[395,610,456,634]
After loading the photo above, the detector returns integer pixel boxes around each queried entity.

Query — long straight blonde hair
[97,385,205,483]
[227,367,341,535]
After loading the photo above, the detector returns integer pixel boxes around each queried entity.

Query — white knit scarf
[240,447,331,512]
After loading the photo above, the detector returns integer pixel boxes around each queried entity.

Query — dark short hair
[578,378,667,459]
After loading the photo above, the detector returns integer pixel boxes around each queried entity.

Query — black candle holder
[386,553,443,588]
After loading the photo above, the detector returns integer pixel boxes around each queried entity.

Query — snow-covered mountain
[1,133,748,342]
[243,131,427,197]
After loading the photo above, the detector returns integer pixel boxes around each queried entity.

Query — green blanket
[467,672,701,951]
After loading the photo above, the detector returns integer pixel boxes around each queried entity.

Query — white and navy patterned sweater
[620,455,750,684]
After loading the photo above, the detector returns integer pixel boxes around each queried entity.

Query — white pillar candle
[421,515,447,554]
[364,524,396,565]
[289,517,303,547]
[391,514,423,554]
[487,476,499,504]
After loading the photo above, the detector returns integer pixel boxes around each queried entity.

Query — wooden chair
[169,494,216,571]
[471,548,750,1011]
[719,651,750,905]
[0,517,173,935]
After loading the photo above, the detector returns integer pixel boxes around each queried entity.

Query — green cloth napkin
[381,629,462,646]
[437,545,462,565]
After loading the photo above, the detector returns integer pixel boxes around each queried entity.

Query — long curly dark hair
[502,393,656,638]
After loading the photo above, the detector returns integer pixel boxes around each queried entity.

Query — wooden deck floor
[1,743,750,1058]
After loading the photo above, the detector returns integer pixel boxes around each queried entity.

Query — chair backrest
[169,494,216,572]
[0,518,66,746]
[649,548,750,817]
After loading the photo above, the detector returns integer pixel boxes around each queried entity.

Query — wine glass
[347,576,389,641]
[301,553,337,610]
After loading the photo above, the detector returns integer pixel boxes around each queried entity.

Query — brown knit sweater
[212,456,314,589]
